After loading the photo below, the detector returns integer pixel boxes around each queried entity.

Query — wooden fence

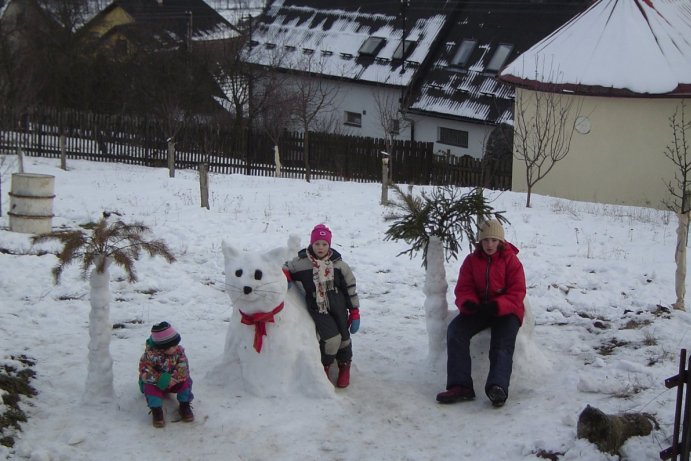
[0,109,512,189]
[661,349,691,461]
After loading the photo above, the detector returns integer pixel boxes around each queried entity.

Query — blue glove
[348,308,360,334]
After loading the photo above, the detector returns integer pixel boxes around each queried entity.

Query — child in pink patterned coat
[138,321,194,427]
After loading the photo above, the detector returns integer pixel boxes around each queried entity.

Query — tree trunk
[673,212,688,311]
[274,145,282,178]
[304,132,311,183]
[83,256,115,403]
[577,405,656,455]
[167,139,175,178]
[526,186,532,208]
[423,237,450,364]
[59,134,67,171]
[199,163,209,210]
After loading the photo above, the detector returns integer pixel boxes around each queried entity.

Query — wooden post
[274,145,281,178]
[17,146,24,174]
[167,138,175,178]
[199,163,209,210]
[60,133,67,170]
[381,155,389,205]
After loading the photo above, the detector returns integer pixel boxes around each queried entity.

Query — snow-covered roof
[206,0,265,27]
[243,0,449,87]
[500,0,691,96]
[408,0,588,124]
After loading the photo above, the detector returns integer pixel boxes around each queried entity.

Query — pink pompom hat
[310,224,332,245]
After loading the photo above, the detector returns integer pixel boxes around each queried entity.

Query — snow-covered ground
[1,155,689,461]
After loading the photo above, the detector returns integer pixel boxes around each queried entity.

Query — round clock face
[575,115,591,134]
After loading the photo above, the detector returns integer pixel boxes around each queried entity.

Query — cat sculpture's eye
[254,270,263,280]
[235,269,243,277]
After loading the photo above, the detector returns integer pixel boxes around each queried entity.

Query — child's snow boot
[151,407,165,428]
[179,402,194,422]
[336,361,351,388]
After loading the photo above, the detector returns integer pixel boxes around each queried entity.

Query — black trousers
[446,313,520,395]
[308,304,352,366]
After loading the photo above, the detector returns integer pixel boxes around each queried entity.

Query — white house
[243,0,589,159]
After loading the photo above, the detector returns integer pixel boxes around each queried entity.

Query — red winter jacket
[454,241,526,324]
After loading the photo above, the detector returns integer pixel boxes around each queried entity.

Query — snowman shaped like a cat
[219,240,334,398]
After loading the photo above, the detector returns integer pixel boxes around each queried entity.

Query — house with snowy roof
[244,0,450,146]
[243,0,588,159]
[79,0,238,56]
[406,0,588,158]
[500,0,691,209]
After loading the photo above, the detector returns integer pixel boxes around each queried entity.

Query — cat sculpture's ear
[263,246,288,265]
[222,240,239,262]
[287,234,301,255]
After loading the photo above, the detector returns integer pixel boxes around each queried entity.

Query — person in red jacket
[436,219,526,407]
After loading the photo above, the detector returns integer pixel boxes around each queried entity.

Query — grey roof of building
[408,0,589,125]
[244,0,452,87]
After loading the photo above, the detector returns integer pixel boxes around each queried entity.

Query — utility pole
[400,0,409,75]
[186,11,193,52]
[246,14,253,175]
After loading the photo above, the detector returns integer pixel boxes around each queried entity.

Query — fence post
[167,138,175,178]
[60,133,67,170]
[274,145,281,178]
[199,163,209,209]
[661,349,690,461]
[381,153,390,205]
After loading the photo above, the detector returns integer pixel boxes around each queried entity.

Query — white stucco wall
[256,75,412,142]
[408,114,494,159]
[254,73,500,157]
[511,88,688,209]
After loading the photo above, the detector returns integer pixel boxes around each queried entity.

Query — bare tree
[372,88,410,185]
[255,80,295,175]
[372,89,408,155]
[662,101,691,311]
[482,123,514,189]
[513,88,583,207]
[285,55,340,182]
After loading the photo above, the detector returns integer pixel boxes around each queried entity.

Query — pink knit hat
[310,224,332,245]
[150,321,181,349]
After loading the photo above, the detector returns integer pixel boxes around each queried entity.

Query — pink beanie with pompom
[310,224,332,245]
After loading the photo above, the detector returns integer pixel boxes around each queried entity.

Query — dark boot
[436,386,475,404]
[324,364,331,377]
[336,361,351,388]
[486,385,507,408]
[151,407,165,428]
[179,402,194,422]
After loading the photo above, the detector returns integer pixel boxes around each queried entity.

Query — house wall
[257,75,413,141]
[511,88,686,209]
[408,114,494,159]
[83,7,133,40]
[255,73,499,158]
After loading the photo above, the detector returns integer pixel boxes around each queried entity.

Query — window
[392,40,416,60]
[345,111,362,127]
[450,39,477,69]
[390,119,400,135]
[486,44,513,72]
[359,37,386,56]
[438,127,468,148]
